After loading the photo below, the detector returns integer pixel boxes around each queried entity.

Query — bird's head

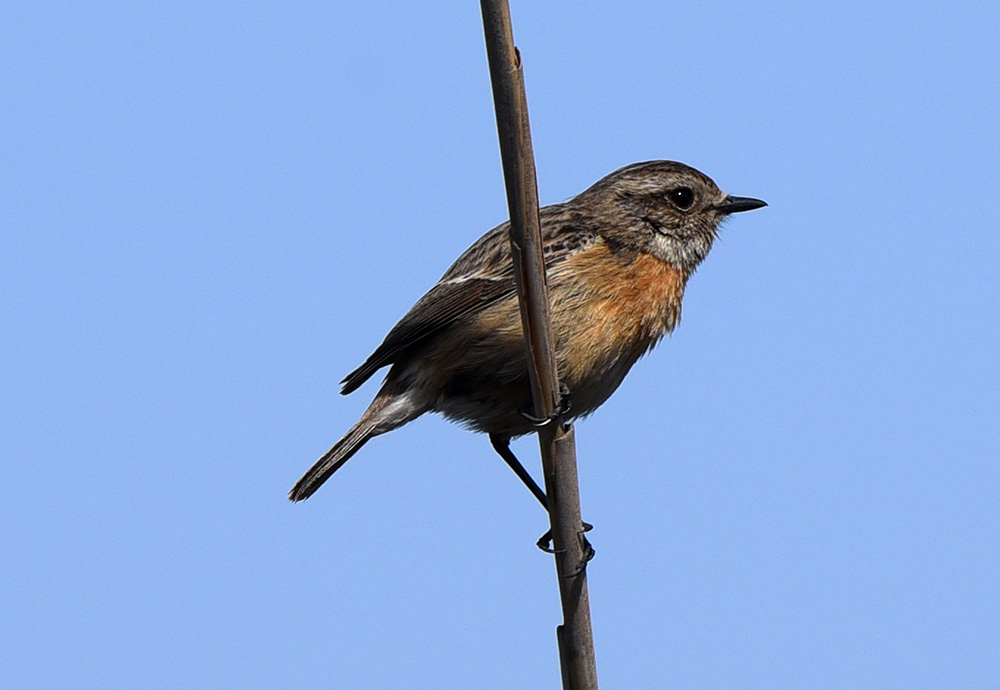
[576,160,766,273]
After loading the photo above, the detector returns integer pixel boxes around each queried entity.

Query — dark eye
[668,187,695,211]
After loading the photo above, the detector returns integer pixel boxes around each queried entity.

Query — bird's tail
[288,419,375,502]
[288,383,427,502]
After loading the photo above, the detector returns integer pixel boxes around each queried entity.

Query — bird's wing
[340,206,600,395]
[339,275,515,394]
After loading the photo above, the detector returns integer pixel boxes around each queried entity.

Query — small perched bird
[289,160,765,504]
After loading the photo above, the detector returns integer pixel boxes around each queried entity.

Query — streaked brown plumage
[290,160,765,502]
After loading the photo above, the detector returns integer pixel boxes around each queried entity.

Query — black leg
[490,433,595,561]
[489,434,548,510]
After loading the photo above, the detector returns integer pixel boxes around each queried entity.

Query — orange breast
[550,243,686,399]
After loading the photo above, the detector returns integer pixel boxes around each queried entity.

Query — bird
[289,160,765,506]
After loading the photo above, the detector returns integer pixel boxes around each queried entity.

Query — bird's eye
[668,187,695,211]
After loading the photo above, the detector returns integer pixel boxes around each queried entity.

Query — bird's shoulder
[439,203,602,282]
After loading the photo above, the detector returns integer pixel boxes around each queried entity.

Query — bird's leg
[518,382,572,427]
[489,433,594,561]
[490,434,548,510]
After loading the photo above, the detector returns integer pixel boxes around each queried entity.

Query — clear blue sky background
[3,2,997,688]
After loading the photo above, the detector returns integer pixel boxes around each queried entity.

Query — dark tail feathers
[288,421,375,502]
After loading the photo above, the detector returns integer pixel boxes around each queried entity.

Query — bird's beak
[715,195,767,214]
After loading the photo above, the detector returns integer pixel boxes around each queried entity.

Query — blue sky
[3,2,997,688]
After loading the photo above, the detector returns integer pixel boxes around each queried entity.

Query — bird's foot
[536,521,595,570]
[519,383,572,427]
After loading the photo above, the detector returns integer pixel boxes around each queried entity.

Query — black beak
[715,195,767,214]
